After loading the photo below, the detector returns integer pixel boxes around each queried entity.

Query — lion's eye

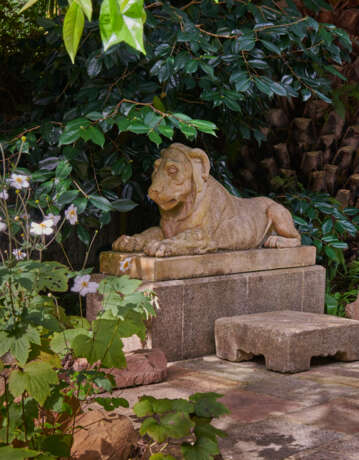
[167,166,178,175]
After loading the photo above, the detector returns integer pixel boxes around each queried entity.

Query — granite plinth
[87,264,325,361]
[215,311,359,373]
[100,246,316,281]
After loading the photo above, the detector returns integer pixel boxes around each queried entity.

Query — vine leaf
[9,360,58,405]
[0,446,40,459]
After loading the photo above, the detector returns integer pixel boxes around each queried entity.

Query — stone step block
[215,311,359,373]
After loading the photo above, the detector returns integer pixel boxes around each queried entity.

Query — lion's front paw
[112,235,144,252]
[144,239,176,257]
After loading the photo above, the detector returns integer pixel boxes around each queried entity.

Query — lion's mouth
[158,198,178,210]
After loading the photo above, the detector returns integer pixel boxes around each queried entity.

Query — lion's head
[148,143,210,211]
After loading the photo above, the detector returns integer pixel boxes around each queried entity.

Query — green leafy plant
[0,141,157,457]
[272,187,359,315]
[133,392,229,460]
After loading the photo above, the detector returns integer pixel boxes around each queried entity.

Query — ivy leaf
[190,392,229,418]
[63,1,85,64]
[99,0,146,54]
[181,436,219,460]
[133,397,155,416]
[95,396,129,410]
[9,360,58,405]
[140,412,194,442]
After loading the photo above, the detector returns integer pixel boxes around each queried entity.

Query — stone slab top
[100,245,316,281]
[216,310,359,334]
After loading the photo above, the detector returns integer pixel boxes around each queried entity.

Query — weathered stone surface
[71,410,137,459]
[345,293,359,320]
[72,349,167,389]
[112,143,301,257]
[103,348,167,388]
[215,311,359,373]
[87,266,325,362]
[100,246,316,281]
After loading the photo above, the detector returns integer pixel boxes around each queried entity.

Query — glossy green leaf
[63,1,85,64]
[111,198,138,212]
[75,0,92,21]
[99,0,146,54]
[56,190,80,207]
[261,39,281,55]
[56,160,72,179]
[89,194,112,211]
[148,130,162,145]
[77,224,90,245]
[81,125,105,147]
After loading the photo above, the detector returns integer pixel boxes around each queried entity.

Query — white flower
[12,249,26,260]
[71,275,99,296]
[119,257,132,273]
[9,173,30,190]
[0,218,7,232]
[0,190,9,200]
[45,213,61,226]
[65,204,78,225]
[30,219,54,236]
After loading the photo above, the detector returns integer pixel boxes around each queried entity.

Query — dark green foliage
[133,393,229,460]
[271,187,359,315]
[1,0,352,239]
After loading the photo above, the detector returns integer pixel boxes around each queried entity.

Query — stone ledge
[100,246,316,281]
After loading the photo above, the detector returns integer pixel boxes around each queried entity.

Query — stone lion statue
[112,143,301,257]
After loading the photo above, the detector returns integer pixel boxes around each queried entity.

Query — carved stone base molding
[100,246,316,281]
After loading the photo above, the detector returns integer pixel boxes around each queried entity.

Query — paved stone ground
[107,355,359,460]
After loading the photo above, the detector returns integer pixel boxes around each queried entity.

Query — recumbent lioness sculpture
[112,143,301,257]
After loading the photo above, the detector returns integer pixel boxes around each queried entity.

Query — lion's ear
[188,148,210,193]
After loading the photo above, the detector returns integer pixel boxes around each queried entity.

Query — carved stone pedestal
[87,247,325,362]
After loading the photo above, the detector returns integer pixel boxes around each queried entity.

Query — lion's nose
[148,185,159,201]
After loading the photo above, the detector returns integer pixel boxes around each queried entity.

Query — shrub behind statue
[113,143,301,257]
